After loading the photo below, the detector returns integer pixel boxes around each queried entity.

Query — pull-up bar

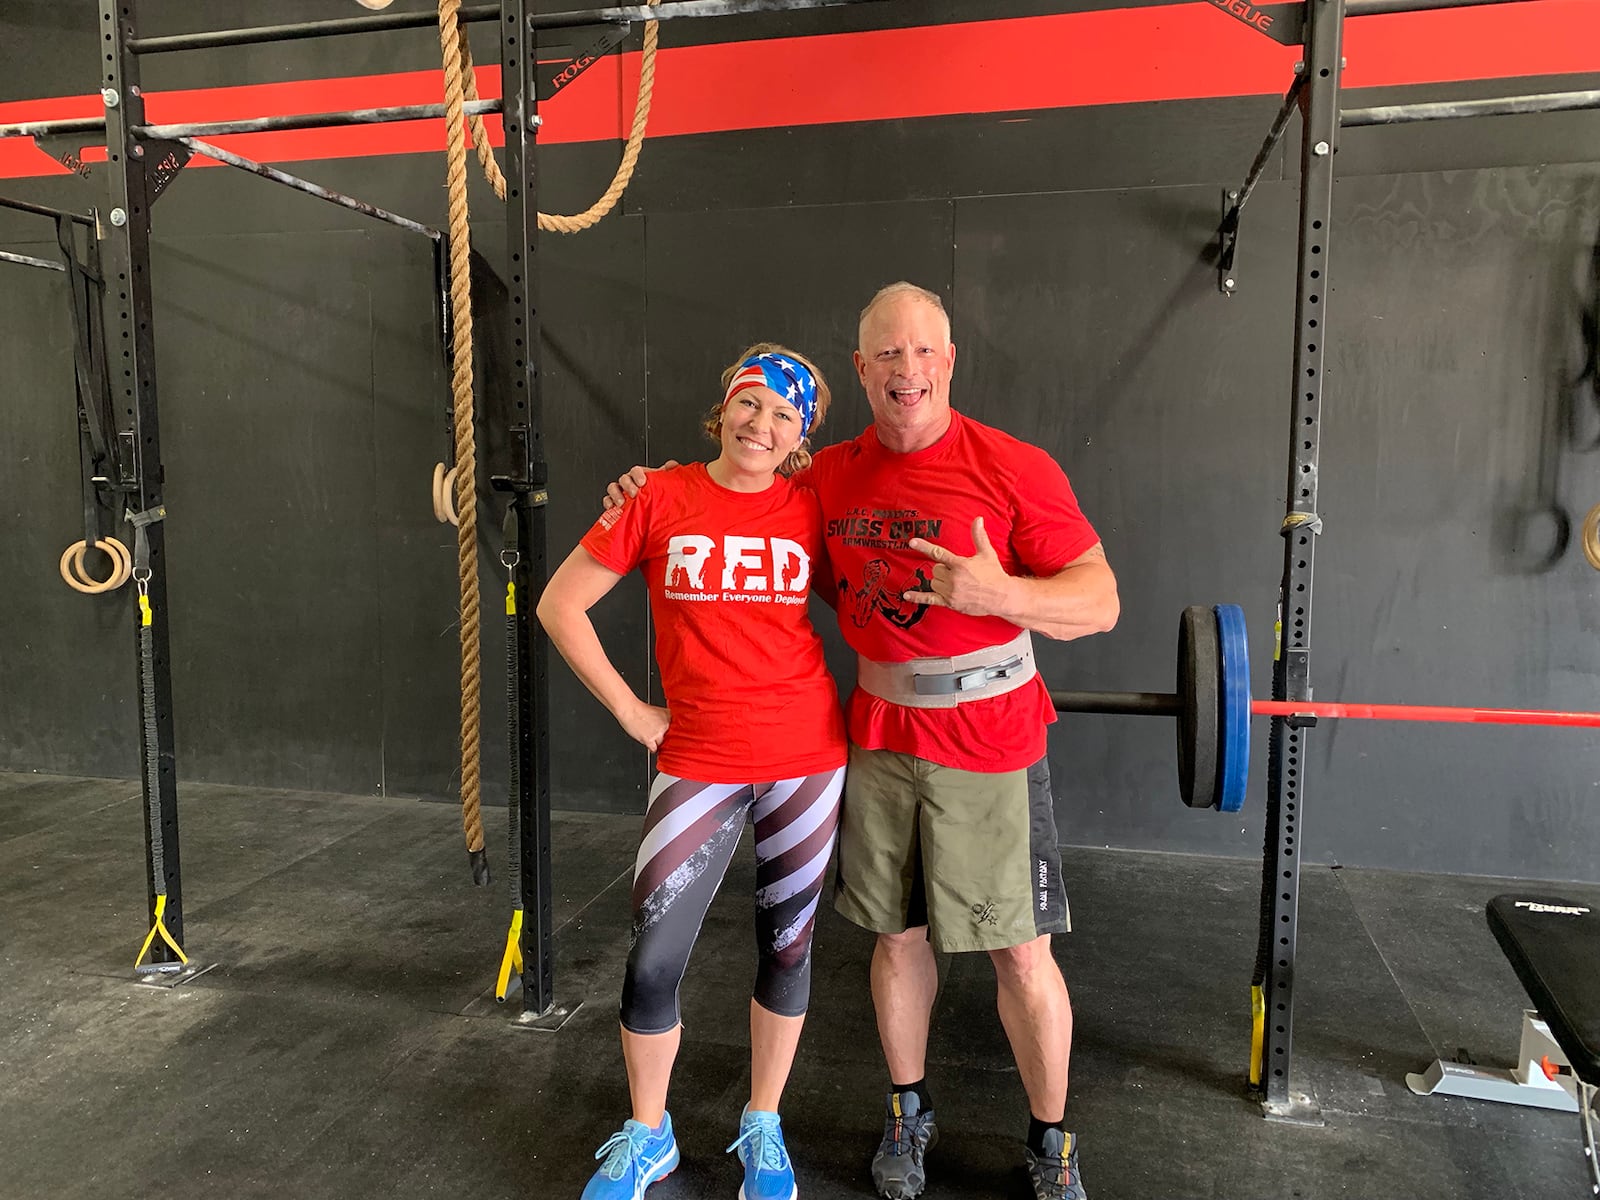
[0,116,107,140]
[0,195,95,225]
[1,100,503,145]
[0,249,66,272]
[127,0,891,55]
[1346,0,1541,15]
[127,5,499,54]
[1342,89,1600,127]
[135,98,503,142]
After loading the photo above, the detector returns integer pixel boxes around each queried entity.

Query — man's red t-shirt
[580,461,847,784]
[799,410,1100,772]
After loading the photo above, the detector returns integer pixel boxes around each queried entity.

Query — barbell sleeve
[1050,691,1184,717]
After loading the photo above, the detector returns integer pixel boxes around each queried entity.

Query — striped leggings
[620,767,845,1035]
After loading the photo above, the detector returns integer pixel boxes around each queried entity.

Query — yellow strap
[1249,983,1266,1086]
[139,593,153,627]
[494,908,525,1000]
[505,581,516,616]
[134,893,189,968]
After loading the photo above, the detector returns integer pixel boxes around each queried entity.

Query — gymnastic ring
[59,538,132,594]
[73,537,132,591]
[432,462,460,526]
[431,461,447,523]
[434,464,460,527]
[1581,503,1600,571]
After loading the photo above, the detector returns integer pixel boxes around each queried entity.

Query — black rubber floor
[2,771,1596,1200]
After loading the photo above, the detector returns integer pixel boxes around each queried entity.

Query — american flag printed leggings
[619,766,845,1035]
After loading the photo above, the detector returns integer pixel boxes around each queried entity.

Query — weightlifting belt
[856,630,1036,710]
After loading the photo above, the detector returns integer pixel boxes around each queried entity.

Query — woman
[538,344,847,1200]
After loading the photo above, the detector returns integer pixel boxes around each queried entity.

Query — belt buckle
[952,653,1024,693]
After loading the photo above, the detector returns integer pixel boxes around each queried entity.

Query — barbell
[1050,605,1600,814]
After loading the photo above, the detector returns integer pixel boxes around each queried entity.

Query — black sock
[890,1077,933,1112]
[1026,1114,1066,1155]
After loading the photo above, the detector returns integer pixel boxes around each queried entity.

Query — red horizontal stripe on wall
[2,0,1596,180]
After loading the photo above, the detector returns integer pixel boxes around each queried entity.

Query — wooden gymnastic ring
[74,537,132,590]
[60,537,132,594]
[1582,503,1600,571]
[434,464,460,527]
[431,461,447,523]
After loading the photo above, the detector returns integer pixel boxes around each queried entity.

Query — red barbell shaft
[1251,700,1600,728]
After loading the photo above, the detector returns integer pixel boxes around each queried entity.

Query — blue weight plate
[1213,603,1251,814]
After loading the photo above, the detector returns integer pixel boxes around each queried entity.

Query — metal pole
[0,195,95,225]
[5,101,505,145]
[1251,0,1345,1123]
[176,137,439,239]
[527,0,894,28]
[1342,90,1600,126]
[1218,73,1306,293]
[1231,75,1306,219]
[0,249,66,271]
[128,5,499,54]
[500,0,558,1022]
[101,0,186,964]
[134,99,502,142]
[1049,691,1184,717]
[1346,0,1538,15]
[0,116,108,140]
[123,0,890,51]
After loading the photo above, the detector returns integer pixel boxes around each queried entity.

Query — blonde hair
[703,342,832,476]
[857,281,951,350]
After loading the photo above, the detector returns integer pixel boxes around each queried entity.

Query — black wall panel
[1309,165,1600,878]
[1,256,137,778]
[154,234,385,793]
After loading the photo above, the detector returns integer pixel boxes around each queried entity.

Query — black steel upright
[1250,0,1345,1120]
[100,0,185,962]
[498,0,556,1016]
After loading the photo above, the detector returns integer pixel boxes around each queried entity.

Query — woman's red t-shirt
[580,462,848,783]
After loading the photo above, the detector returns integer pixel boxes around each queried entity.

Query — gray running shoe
[870,1090,938,1200]
[1024,1128,1086,1200]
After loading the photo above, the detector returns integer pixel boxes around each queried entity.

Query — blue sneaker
[581,1114,679,1200]
[725,1107,797,1200]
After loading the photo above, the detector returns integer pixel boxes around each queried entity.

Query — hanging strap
[127,505,187,969]
[495,503,525,1001]
[59,216,109,550]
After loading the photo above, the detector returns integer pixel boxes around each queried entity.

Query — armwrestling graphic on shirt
[840,558,930,630]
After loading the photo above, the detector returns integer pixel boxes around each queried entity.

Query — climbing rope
[438,0,661,227]
[438,0,490,880]
[433,0,660,881]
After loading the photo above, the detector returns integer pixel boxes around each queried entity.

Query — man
[608,282,1118,1200]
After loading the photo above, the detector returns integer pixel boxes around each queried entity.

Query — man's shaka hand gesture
[902,516,1014,617]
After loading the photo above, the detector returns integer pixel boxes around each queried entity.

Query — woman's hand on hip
[619,701,671,752]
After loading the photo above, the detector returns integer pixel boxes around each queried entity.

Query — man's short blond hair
[857,281,951,350]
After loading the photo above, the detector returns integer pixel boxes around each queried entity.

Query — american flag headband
[722,352,819,437]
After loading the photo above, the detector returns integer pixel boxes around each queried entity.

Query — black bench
[1487,893,1600,1196]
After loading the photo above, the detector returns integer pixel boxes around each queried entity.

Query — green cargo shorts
[833,746,1070,953]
